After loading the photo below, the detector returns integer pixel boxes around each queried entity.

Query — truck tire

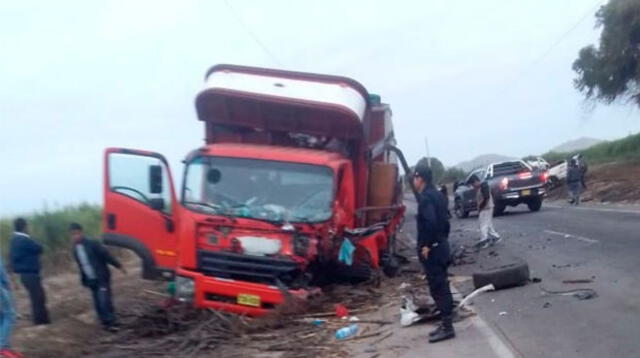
[472,262,530,290]
[454,199,469,219]
[493,203,506,216]
[527,197,542,212]
[380,251,400,278]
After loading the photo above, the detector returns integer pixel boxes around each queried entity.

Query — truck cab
[102,65,408,315]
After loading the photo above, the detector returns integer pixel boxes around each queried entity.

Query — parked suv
[454,160,548,217]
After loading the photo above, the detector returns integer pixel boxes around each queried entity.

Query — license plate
[522,189,531,196]
[237,293,261,307]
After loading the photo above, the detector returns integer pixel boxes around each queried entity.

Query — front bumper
[177,268,313,316]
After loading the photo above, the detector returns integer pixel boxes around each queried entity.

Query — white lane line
[471,316,518,358]
[545,204,640,215]
[544,229,599,244]
[449,285,517,358]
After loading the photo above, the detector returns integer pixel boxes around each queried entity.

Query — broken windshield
[182,156,334,223]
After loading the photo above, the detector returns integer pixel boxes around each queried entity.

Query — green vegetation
[573,0,640,106]
[0,203,102,272]
[541,132,640,165]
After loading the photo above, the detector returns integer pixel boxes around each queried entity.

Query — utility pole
[424,137,431,167]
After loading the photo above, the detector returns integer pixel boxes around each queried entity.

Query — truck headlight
[293,234,310,257]
[175,276,195,303]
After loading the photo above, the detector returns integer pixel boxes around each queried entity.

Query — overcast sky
[1,0,639,215]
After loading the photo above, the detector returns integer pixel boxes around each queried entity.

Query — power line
[222,0,283,67]
[499,0,605,94]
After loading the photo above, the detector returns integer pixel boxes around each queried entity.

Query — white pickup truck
[548,160,568,189]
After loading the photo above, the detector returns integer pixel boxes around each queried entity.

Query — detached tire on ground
[527,197,543,212]
[472,262,530,290]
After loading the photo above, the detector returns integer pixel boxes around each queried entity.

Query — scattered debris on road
[562,279,594,284]
[450,244,476,266]
[458,284,495,309]
[540,287,598,301]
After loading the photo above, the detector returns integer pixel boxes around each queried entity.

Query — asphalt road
[448,200,640,358]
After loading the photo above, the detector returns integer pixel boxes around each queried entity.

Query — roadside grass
[0,203,102,274]
[543,132,640,165]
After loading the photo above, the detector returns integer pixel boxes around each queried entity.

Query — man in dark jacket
[413,158,455,343]
[69,223,126,332]
[9,218,50,325]
[567,159,583,205]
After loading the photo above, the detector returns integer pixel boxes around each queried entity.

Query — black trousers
[421,242,454,321]
[88,281,116,327]
[19,273,50,325]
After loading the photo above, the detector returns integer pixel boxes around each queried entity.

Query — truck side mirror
[149,165,163,194]
[149,198,165,211]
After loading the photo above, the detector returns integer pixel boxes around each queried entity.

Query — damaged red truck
[103,65,414,315]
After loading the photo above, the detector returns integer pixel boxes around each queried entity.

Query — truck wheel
[493,204,506,216]
[527,197,542,212]
[472,262,530,290]
[454,199,469,219]
[380,251,400,278]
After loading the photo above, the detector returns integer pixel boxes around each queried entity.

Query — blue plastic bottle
[335,324,359,340]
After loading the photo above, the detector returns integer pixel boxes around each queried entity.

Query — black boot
[429,324,443,337]
[429,317,455,343]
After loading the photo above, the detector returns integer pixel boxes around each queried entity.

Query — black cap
[414,157,433,184]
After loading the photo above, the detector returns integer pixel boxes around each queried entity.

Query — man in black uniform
[413,158,455,343]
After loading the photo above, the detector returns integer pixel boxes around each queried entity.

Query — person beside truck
[468,175,501,249]
[70,223,126,332]
[413,159,455,343]
[0,255,21,358]
[9,218,50,326]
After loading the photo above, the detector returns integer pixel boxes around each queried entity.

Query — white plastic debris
[458,284,495,309]
[400,307,422,327]
[400,295,425,327]
[499,311,508,316]
[402,295,419,312]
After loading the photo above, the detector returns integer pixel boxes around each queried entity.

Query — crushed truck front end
[172,144,351,315]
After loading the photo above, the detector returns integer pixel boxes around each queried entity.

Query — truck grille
[197,250,299,285]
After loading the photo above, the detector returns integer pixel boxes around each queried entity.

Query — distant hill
[454,154,517,173]
[550,137,603,153]
[543,132,639,165]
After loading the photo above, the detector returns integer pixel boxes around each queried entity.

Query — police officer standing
[413,158,455,343]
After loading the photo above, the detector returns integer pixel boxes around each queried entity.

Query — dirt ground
[10,233,441,358]
[547,161,640,204]
[11,257,163,358]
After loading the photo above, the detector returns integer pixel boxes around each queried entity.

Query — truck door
[103,148,179,280]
